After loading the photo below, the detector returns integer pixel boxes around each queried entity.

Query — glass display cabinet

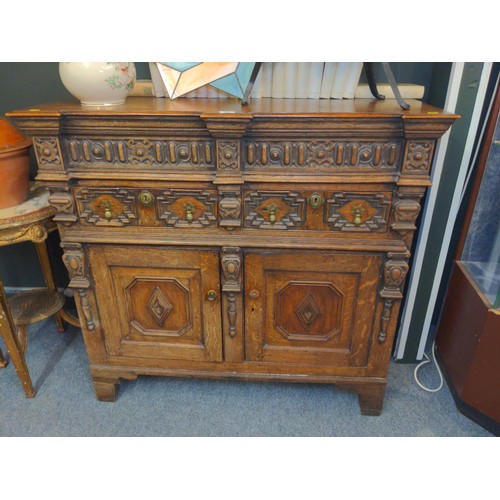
[436,85,500,435]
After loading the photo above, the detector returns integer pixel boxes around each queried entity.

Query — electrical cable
[413,340,444,393]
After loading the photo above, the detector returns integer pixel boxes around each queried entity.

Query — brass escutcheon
[308,193,324,208]
[138,190,154,206]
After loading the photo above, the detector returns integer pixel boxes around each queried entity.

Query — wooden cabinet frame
[8,98,457,414]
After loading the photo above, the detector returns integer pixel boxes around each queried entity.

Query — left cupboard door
[88,245,223,362]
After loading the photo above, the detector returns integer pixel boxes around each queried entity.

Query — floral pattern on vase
[59,62,136,106]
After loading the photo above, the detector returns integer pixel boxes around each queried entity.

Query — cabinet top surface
[8,97,457,120]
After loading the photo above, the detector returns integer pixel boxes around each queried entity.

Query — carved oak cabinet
[9,98,457,415]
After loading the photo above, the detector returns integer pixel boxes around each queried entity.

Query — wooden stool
[0,183,80,396]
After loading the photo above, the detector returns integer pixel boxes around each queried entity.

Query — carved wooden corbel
[218,186,242,230]
[48,186,78,226]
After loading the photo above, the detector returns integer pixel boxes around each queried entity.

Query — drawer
[73,184,218,228]
[242,139,403,173]
[242,184,394,233]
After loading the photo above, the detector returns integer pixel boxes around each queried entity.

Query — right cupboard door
[244,251,382,367]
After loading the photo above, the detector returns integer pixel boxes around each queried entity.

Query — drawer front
[74,185,218,228]
[242,139,403,173]
[243,185,393,233]
[89,245,223,362]
[244,250,382,366]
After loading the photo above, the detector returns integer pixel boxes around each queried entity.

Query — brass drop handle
[102,201,113,221]
[263,204,279,224]
[249,290,259,299]
[184,203,195,223]
[308,193,324,208]
[138,190,154,206]
[352,204,366,227]
[207,290,218,301]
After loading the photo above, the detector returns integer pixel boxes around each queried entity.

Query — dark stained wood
[436,262,500,425]
[8,98,457,414]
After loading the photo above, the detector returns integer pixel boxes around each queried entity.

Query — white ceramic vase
[59,62,136,106]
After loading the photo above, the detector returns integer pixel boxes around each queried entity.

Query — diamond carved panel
[147,287,173,327]
[275,282,343,341]
[125,278,192,336]
[295,293,322,331]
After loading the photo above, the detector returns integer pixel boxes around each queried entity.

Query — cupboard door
[245,251,382,366]
[89,245,222,362]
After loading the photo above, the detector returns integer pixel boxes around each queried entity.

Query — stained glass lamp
[156,62,260,103]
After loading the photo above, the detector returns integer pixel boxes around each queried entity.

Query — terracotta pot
[0,118,32,210]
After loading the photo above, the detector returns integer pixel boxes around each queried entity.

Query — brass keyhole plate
[308,193,324,208]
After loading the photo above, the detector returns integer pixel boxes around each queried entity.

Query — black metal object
[241,63,263,106]
[363,62,410,110]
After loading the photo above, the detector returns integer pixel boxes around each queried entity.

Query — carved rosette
[127,140,155,165]
[158,190,217,228]
[243,191,306,229]
[218,187,242,230]
[378,255,409,343]
[308,141,336,167]
[244,140,402,169]
[75,188,137,226]
[402,141,434,174]
[221,248,242,338]
[33,137,63,169]
[326,192,392,232]
[61,243,95,332]
[66,139,215,168]
[217,141,239,170]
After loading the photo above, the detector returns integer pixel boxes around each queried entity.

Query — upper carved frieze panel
[65,139,215,168]
[243,140,403,170]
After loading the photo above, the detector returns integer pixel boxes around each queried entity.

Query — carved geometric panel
[275,281,343,341]
[295,293,322,331]
[75,187,137,226]
[146,287,173,327]
[33,137,63,169]
[125,277,192,337]
[157,189,217,228]
[243,191,306,229]
[402,141,434,174]
[326,192,392,232]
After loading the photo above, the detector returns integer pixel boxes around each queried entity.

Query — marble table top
[0,183,51,222]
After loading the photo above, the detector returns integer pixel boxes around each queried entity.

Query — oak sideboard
[9,98,457,414]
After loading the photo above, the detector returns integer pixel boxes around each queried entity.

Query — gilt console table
[8,98,457,414]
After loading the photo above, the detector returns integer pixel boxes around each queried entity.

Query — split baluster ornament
[221,248,242,338]
[378,254,409,343]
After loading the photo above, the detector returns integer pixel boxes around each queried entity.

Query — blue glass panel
[211,73,244,98]
[236,62,255,88]
[161,62,201,72]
